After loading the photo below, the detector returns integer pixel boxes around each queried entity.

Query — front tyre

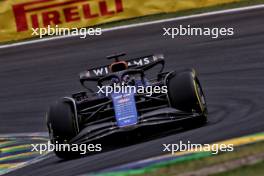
[167,69,208,127]
[46,101,79,159]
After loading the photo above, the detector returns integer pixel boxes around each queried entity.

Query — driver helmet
[109,61,128,72]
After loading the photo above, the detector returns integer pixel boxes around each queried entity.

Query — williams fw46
[46,53,208,159]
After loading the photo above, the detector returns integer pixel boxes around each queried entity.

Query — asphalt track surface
[1,7,264,176]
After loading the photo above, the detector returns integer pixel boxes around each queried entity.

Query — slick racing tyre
[167,69,208,126]
[47,101,79,159]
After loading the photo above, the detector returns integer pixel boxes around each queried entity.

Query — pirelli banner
[0,0,240,42]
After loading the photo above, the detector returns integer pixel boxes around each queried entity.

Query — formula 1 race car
[46,53,208,158]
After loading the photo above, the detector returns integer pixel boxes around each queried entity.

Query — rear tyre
[167,70,208,128]
[47,101,79,159]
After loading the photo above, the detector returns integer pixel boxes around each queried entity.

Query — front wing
[69,107,200,144]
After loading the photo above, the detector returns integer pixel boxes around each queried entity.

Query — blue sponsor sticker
[111,93,138,127]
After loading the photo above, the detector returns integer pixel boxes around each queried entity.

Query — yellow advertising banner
[0,0,240,42]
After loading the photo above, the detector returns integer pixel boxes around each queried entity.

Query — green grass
[212,160,264,176]
[133,141,264,176]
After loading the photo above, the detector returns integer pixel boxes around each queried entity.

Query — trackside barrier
[0,0,241,42]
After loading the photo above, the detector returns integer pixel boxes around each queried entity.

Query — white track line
[1,4,264,49]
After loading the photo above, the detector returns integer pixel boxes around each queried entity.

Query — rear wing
[80,54,165,82]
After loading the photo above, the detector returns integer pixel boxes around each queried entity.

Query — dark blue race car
[46,53,208,158]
